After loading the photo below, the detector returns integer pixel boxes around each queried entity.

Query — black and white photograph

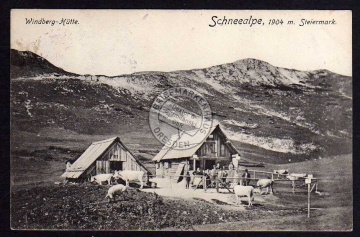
[10,10,352,231]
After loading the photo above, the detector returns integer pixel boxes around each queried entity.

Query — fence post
[292,181,295,193]
[253,170,256,179]
[203,175,207,192]
[307,181,311,218]
[169,175,172,189]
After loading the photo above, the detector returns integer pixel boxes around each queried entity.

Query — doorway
[204,160,215,170]
[110,161,123,171]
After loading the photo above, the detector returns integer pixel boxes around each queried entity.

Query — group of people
[184,163,252,189]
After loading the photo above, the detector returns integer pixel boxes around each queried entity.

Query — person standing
[228,162,234,170]
[210,165,217,188]
[242,169,251,186]
[185,171,191,189]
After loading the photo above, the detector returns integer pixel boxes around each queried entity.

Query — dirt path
[142,178,289,212]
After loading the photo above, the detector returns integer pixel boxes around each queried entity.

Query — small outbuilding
[61,137,151,182]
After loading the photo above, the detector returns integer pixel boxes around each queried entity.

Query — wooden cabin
[61,137,151,182]
[152,124,260,181]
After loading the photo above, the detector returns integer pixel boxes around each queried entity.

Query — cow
[105,184,127,202]
[234,182,255,207]
[256,178,274,195]
[273,169,289,178]
[90,173,113,185]
[289,173,307,178]
[286,173,307,192]
[286,174,307,182]
[113,170,145,189]
[273,169,289,174]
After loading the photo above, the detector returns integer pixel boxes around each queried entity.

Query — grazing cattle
[105,184,127,202]
[286,174,307,192]
[273,169,289,174]
[286,175,299,191]
[256,178,274,195]
[286,173,307,183]
[90,173,113,185]
[114,170,145,189]
[234,183,255,207]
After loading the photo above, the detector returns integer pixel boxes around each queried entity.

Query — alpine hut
[152,123,261,181]
[61,137,151,183]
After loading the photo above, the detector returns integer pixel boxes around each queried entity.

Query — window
[164,161,172,169]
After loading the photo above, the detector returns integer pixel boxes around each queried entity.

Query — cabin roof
[62,136,150,179]
[152,123,240,162]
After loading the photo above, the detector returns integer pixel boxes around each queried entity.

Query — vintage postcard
[10,10,352,231]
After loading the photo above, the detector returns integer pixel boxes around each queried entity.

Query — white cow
[289,173,307,178]
[286,173,307,183]
[256,178,274,195]
[105,184,127,202]
[90,173,113,185]
[114,170,145,189]
[234,183,255,207]
[286,173,307,192]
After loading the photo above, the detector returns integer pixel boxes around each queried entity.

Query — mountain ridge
[10,49,352,165]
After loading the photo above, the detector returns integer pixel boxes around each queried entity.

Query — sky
[11,10,352,76]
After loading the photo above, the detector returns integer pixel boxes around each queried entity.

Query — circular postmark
[149,87,213,150]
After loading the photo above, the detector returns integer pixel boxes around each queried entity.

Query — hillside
[10,49,352,166]
[10,49,78,78]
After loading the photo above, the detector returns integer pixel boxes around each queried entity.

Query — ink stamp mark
[149,87,213,150]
